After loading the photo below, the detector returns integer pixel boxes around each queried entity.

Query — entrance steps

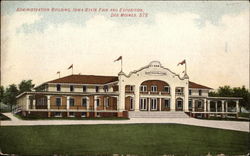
[128,111,189,118]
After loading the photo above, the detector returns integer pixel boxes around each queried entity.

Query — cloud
[1,10,249,90]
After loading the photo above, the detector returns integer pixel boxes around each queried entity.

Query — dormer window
[103,85,108,92]
[56,84,61,91]
[70,85,74,92]
[96,86,99,92]
[189,90,192,95]
[83,86,87,92]
[199,90,202,96]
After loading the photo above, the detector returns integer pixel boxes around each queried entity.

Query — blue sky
[1,1,249,89]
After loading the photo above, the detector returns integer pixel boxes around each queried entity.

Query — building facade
[16,61,241,118]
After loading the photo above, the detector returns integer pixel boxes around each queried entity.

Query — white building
[16,61,241,118]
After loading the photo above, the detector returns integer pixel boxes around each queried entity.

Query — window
[56,84,61,91]
[104,98,109,107]
[151,98,157,110]
[130,86,134,92]
[96,86,99,92]
[55,112,62,117]
[69,112,75,117]
[177,100,183,108]
[151,85,157,92]
[164,99,170,108]
[69,98,75,106]
[130,97,134,110]
[197,101,202,108]
[164,86,170,93]
[81,112,86,117]
[83,86,87,92]
[82,97,88,107]
[140,85,147,92]
[56,97,61,106]
[189,100,192,109]
[199,90,202,96]
[140,98,147,110]
[189,90,192,95]
[70,85,74,92]
[103,85,109,92]
[96,98,100,107]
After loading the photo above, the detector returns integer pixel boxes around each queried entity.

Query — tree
[232,86,250,111]
[18,80,35,94]
[3,84,19,110]
[0,86,4,103]
[217,86,234,97]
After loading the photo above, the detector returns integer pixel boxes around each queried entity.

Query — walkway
[0,113,249,132]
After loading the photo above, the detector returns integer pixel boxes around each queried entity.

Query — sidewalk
[1,113,249,132]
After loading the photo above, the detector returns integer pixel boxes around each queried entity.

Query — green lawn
[0,124,249,156]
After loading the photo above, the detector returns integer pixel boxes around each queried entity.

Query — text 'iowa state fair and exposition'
[16,8,148,18]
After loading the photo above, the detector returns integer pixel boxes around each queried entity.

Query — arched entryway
[176,98,183,111]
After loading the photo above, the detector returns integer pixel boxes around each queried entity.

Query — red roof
[189,81,212,89]
[47,75,118,85]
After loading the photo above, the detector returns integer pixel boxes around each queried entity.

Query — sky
[1,1,249,90]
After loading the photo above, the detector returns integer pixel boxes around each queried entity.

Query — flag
[182,71,185,73]
[177,60,186,66]
[114,56,122,62]
[68,64,73,69]
[56,71,60,74]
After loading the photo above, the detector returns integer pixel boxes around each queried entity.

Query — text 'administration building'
[16,61,241,118]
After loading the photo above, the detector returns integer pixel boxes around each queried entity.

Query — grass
[0,113,11,120]
[0,124,249,156]
[14,114,129,120]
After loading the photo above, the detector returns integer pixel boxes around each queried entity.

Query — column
[204,99,207,112]
[32,97,36,109]
[47,95,51,109]
[184,86,189,112]
[118,74,125,112]
[225,101,228,112]
[66,96,70,110]
[148,98,151,111]
[215,101,218,112]
[221,100,225,112]
[215,101,218,117]
[26,95,30,110]
[236,100,239,118]
[207,100,210,112]
[94,96,97,111]
[170,86,176,111]
[159,98,162,111]
[192,99,195,112]
[236,100,239,112]
[134,86,140,111]
[87,97,90,110]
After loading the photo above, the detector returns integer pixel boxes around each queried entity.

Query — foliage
[0,86,4,103]
[2,84,19,110]
[0,124,248,155]
[209,86,250,110]
[18,80,35,94]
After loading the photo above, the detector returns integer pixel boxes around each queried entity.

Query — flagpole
[59,72,60,78]
[72,66,73,75]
